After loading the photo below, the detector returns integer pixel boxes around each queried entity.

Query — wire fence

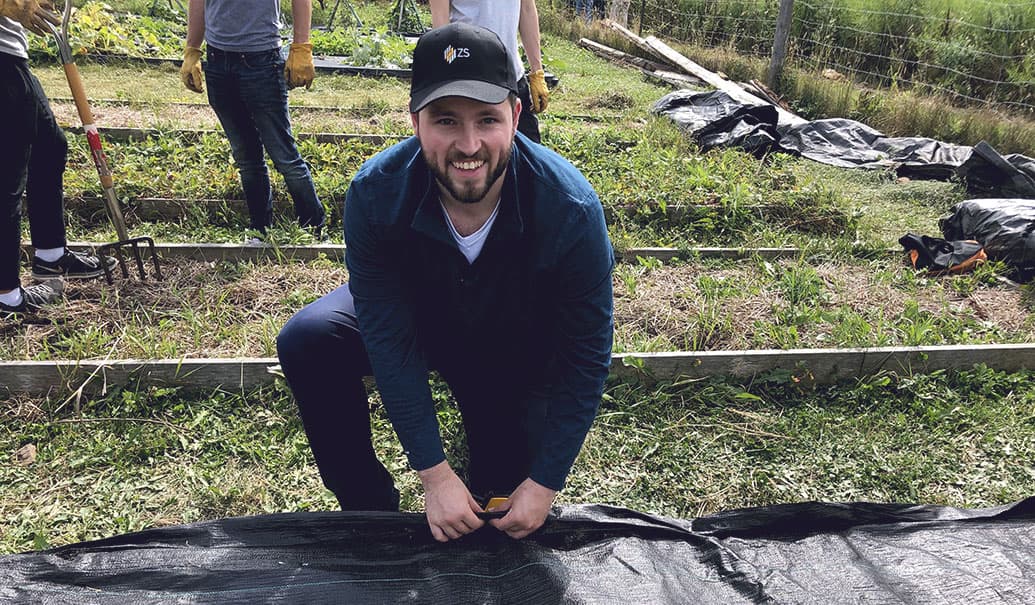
[623,0,1035,113]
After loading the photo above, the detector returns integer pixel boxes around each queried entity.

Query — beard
[425,146,511,205]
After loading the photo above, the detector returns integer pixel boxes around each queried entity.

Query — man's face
[412,95,521,205]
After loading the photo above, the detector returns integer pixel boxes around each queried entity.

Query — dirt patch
[615,259,1034,351]
[583,91,635,110]
[49,101,411,134]
[0,259,347,360]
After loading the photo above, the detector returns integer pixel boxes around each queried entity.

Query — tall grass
[542,3,1035,154]
[630,0,1035,109]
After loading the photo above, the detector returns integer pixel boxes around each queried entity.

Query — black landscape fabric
[941,198,1035,281]
[3,499,1035,603]
[653,90,1035,198]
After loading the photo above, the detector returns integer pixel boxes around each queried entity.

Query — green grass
[4,366,1034,553]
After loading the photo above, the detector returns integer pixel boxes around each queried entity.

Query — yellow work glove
[528,69,549,114]
[285,42,315,90]
[0,0,60,36]
[180,46,204,93]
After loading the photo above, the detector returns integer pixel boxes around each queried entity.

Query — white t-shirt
[0,18,29,60]
[440,199,501,264]
[448,0,524,79]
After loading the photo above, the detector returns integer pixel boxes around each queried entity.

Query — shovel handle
[63,62,115,190]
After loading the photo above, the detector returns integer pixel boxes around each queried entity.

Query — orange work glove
[528,69,549,113]
[285,42,315,90]
[0,0,60,36]
[179,46,204,93]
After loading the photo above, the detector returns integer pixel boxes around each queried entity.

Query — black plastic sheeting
[2,499,1035,603]
[653,90,1035,198]
[941,198,1035,281]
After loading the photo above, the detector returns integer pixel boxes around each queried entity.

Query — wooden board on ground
[4,344,1034,397]
[25,242,877,264]
[64,126,406,145]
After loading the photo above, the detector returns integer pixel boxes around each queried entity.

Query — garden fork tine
[47,1,162,283]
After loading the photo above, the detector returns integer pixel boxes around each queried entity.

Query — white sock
[0,288,23,306]
[35,247,65,263]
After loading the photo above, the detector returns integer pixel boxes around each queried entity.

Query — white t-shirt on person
[448,0,524,79]
[440,198,501,264]
[0,17,29,60]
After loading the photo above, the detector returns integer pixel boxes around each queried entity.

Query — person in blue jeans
[575,0,593,22]
[180,0,324,241]
[2,0,116,317]
[277,24,613,542]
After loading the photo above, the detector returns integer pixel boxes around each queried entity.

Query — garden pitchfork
[47,1,162,283]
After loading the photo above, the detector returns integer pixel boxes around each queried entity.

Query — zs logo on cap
[443,45,471,64]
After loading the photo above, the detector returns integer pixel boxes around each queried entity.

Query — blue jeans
[204,46,325,232]
[0,54,67,290]
[575,0,593,22]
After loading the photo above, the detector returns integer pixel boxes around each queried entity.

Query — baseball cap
[409,22,519,113]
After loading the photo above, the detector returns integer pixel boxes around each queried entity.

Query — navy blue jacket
[344,133,614,491]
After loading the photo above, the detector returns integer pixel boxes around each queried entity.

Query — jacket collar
[410,141,525,246]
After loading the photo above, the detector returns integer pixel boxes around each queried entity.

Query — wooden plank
[606,20,678,68]
[0,358,280,398]
[26,242,896,264]
[54,98,621,123]
[578,37,678,74]
[612,344,1035,383]
[649,70,704,89]
[63,197,344,223]
[81,54,412,78]
[642,36,807,127]
[63,126,406,145]
[619,247,808,261]
[4,344,1034,397]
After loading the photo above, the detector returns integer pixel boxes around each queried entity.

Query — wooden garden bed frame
[3,344,1033,398]
[63,126,407,145]
[26,241,825,263]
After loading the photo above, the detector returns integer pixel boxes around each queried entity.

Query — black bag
[939,198,1035,282]
[898,233,986,274]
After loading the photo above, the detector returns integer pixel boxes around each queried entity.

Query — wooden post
[638,0,646,36]
[766,0,794,90]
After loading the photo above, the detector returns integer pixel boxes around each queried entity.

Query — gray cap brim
[409,80,513,113]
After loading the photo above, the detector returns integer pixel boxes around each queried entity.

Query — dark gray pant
[517,76,542,144]
[277,283,547,510]
[0,54,68,290]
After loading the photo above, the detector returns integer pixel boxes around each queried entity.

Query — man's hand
[179,46,204,93]
[1,0,60,37]
[527,69,549,114]
[285,42,315,89]
[419,461,485,542]
[489,478,557,539]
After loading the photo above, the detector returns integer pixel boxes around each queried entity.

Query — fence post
[766,0,794,90]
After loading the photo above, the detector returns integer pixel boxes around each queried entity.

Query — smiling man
[277,23,613,542]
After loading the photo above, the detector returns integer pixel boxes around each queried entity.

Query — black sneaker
[31,249,116,280]
[0,281,64,316]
